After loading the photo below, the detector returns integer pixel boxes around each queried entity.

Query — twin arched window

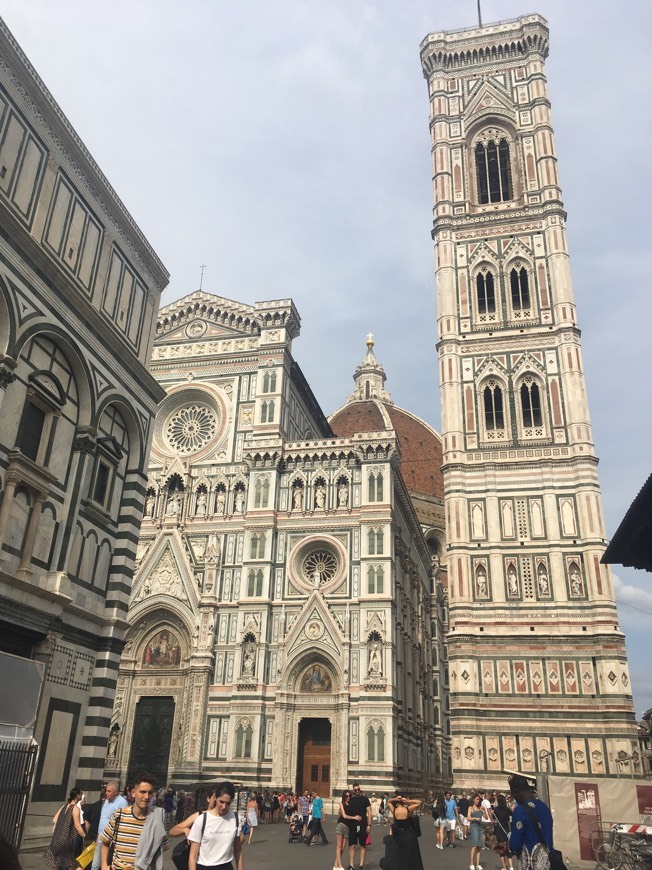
[368,565,385,594]
[260,400,274,423]
[368,528,384,555]
[475,266,531,318]
[262,371,277,393]
[368,472,384,502]
[481,375,545,438]
[235,721,253,757]
[250,533,266,559]
[254,477,270,508]
[367,725,385,762]
[475,138,513,204]
[483,380,504,430]
[247,569,264,596]
[520,378,542,427]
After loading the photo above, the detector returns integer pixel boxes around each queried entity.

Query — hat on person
[507,771,536,791]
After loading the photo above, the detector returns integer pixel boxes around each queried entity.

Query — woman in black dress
[381,795,424,870]
[493,793,514,870]
[43,788,87,870]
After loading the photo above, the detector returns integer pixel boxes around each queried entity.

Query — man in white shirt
[91,780,127,870]
[188,781,243,870]
[481,791,494,850]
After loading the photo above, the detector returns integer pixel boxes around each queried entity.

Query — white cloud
[613,573,652,611]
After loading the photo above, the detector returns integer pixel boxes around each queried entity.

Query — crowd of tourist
[29,770,557,870]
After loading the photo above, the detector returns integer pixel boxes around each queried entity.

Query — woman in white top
[188,781,243,870]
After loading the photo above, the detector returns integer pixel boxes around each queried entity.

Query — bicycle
[592,823,652,870]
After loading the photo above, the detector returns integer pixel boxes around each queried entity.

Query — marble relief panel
[485,735,501,770]
[553,737,570,773]
[520,736,535,771]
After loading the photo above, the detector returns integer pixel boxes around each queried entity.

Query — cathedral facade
[106,293,450,796]
[420,14,638,786]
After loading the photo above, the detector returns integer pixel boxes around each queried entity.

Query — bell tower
[420,15,638,784]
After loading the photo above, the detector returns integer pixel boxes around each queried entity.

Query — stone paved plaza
[20,817,489,870]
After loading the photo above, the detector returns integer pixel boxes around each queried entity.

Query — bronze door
[297,718,331,796]
[127,696,174,788]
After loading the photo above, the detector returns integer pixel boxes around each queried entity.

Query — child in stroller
[288,811,304,843]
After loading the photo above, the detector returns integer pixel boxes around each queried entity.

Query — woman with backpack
[187,781,242,870]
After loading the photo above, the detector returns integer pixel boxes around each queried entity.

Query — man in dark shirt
[457,791,471,840]
[508,773,555,867]
[348,782,372,870]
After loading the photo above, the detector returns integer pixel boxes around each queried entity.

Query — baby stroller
[288,811,303,843]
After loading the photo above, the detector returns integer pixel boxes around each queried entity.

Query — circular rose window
[165,404,217,455]
[303,550,337,585]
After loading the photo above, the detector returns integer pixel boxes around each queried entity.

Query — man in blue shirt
[308,789,328,845]
[508,774,555,867]
[444,790,459,847]
[91,779,128,870]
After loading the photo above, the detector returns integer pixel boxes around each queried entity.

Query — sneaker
[470,865,475,869]
[477,864,484,869]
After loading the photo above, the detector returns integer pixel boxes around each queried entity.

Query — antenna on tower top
[477,0,483,27]
[199,263,207,291]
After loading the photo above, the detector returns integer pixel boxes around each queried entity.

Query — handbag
[522,803,565,870]
[172,812,207,870]
[107,810,121,867]
[75,842,95,869]
[410,813,422,838]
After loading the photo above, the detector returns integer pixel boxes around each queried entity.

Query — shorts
[336,822,349,838]
[349,825,367,847]
[447,819,457,830]
[463,818,470,827]
[302,815,309,827]
[435,817,447,826]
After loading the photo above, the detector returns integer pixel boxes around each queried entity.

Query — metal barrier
[0,738,38,850]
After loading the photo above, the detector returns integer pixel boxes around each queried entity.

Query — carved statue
[477,572,487,597]
[195,492,207,517]
[292,487,303,510]
[337,484,348,507]
[312,569,321,589]
[215,489,226,515]
[234,490,245,513]
[144,494,155,518]
[166,492,181,517]
[242,641,256,677]
[570,570,583,595]
[368,641,382,676]
[315,485,326,509]
[537,570,549,595]
[106,725,120,759]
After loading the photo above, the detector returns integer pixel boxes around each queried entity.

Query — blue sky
[3,0,650,716]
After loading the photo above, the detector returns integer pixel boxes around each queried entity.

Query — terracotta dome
[329,336,443,502]
[329,399,443,501]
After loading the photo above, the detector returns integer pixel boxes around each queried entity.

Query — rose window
[165,405,217,454]
[303,550,337,584]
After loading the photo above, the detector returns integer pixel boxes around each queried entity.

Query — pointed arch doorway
[297,717,331,796]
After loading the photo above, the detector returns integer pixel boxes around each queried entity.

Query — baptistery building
[105,292,450,796]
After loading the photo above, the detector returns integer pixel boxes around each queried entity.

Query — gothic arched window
[367,724,385,762]
[476,270,496,315]
[254,477,270,508]
[368,528,383,555]
[510,266,530,310]
[262,370,277,393]
[483,381,504,430]
[368,565,385,594]
[475,137,513,203]
[368,471,384,502]
[235,721,253,758]
[250,532,266,559]
[247,569,263,596]
[520,378,542,428]
[260,400,275,423]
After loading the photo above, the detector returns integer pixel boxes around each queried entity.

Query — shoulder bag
[172,811,208,870]
[522,803,565,870]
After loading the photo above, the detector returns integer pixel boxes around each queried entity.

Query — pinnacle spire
[348,334,392,404]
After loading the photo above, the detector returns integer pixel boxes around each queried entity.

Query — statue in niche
[166,492,181,517]
[144,494,156,518]
[570,568,583,595]
[537,568,549,595]
[476,570,488,597]
[234,489,245,513]
[215,489,226,515]
[242,639,256,677]
[337,483,348,507]
[106,724,120,759]
[312,569,321,589]
[367,640,383,677]
[507,566,518,595]
[315,485,326,510]
[292,487,303,510]
[195,491,207,517]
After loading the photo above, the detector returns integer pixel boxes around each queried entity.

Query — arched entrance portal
[297,718,331,795]
[127,696,175,787]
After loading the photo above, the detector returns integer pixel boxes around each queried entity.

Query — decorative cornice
[0,20,168,289]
